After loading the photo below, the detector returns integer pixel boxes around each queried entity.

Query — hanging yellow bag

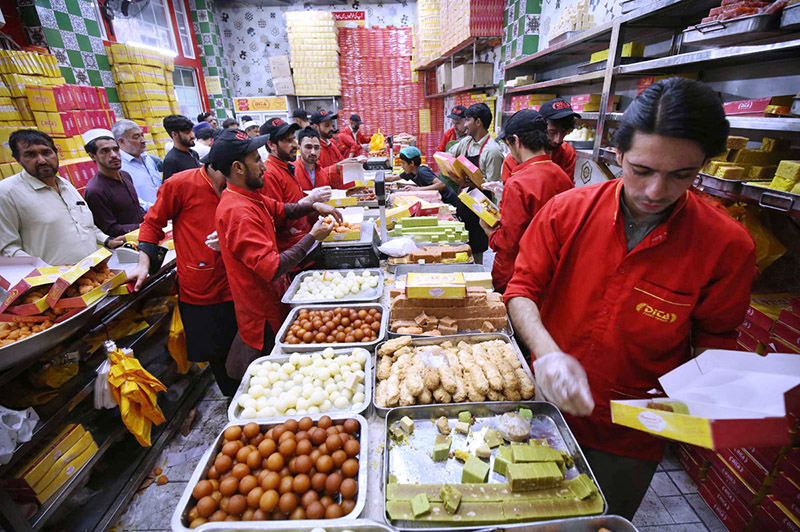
[168,301,191,375]
[727,205,786,271]
[369,131,385,154]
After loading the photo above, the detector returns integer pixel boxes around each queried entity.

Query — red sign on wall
[333,11,367,27]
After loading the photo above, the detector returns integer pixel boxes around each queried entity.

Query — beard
[276,144,297,162]
[178,135,195,148]
[243,164,264,190]
[33,162,58,179]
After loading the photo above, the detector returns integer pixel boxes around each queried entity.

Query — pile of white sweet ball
[292,270,379,301]
[236,348,369,419]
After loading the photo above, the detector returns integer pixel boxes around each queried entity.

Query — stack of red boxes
[737,293,800,355]
[338,27,444,167]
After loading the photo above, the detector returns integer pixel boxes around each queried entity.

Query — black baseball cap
[209,128,270,170]
[349,114,362,123]
[310,109,338,125]
[448,105,468,121]
[259,116,300,138]
[292,108,309,120]
[497,109,547,142]
[540,98,581,120]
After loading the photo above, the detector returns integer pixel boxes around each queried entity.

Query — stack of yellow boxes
[549,0,595,39]
[455,91,497,137]
[0,50,64,178]
[286,11,341,96]
[107,43,178,158]
[413,0,442,69]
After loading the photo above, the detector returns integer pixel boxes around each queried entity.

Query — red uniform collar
[224,181,263,204]
[511,154,552,175]
[612,180,690,236]
[267,155,293,172]
[199,166,220,196]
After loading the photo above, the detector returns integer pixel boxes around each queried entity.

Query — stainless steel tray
[781,3,800,30]
[171,413,369,532]
[228,347,373,422]
[693,172,745,200]
[194,520,396,532]
[0,298,102,371]
[683,13,783,47]
[281,268,384,306]
[382,402,606,531]
[475,514,637,531]
[740,181,800,214]
[392,263,487,284]
[387,255,476,274]
[566,140,595,150]
[275,303,388,353]
[372,333,534,417]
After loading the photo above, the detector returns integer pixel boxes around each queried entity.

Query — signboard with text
[233,97,288,112]
[333,10,367,28]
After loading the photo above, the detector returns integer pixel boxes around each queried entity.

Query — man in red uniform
[337,114,370,158]
[501,98,578,183]
[505,78,756,519]
[437,105,468,153]
[213,129,341,377]
[295,127,330,190]
[129,157,240,396]
[259,117,331,252]
[482,110,572,293]
[311,109,358,189]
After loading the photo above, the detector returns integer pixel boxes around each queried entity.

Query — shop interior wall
[538,0,622,52]
[191,0,235,118]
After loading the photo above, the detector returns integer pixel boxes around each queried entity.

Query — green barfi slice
[484,429,503,448]
[440,484,462,514]
[433,434,452,462]
[494,445,512,477]
[462,455,490,483]
[411,493,430,516]
[506,462,564,491]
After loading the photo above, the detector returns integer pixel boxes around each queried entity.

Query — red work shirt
[501,143,577,184]
[319,138,345,189]
[216,182,290,351]
[504,179,756,461]
[338,128,369,157]
[294,159,330,191]
[489,155,572,293]
[138,166,230,306]
[260,156,311,252]
[438,128,457,152]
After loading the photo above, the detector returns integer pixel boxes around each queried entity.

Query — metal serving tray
[781,3,800,30]
[565,140,594,150]
[392,263,487,284]
[281,268,384,306]
[693,172,745,200]
[228,347,374,422]
[372,333,534,418]
[475,514,637,531]
[275,303,388,353]
[195,520,396,532]
[171,413,369,532]
[683,12,783,47]
[740,181,800,214]
[382,402,606,531]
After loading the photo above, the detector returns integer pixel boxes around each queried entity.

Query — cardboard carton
[406,272,467,299]
[12,424,84,492]
[45,249,126,308]
[35,433,98,503]
[273,76,295,96]
[451,63,493,88]
[0,270,60,316]
[268,55,292,78]
[610,350,800,450]
[436,63,452,93]
[458,188,500,227]
[454,155,484,187]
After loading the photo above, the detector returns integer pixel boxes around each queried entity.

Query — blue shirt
[120,150,162,210]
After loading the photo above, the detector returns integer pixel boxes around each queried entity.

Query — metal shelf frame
[426,84,498,99]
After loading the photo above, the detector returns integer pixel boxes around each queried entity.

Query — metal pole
[594,20,624,162]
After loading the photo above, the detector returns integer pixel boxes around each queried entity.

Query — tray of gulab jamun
[276,304,388,353]
[172,413,368,530]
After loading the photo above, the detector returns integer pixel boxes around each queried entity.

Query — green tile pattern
[189,0,233,117]
[503,0,541,64]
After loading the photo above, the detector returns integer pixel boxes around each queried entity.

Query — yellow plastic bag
[369,131,385,154]
[168,303,191,375]
[728,205,786,271]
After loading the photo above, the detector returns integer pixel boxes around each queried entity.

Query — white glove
[307,186,332,204]
[482,181,504,196]
[205,231,220,252]
[533,352,595,416]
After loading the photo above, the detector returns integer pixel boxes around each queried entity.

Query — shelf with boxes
[426,83,498,99]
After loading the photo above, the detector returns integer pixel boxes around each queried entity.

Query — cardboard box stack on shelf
[439,0,504,54]
[268,55,295,96]
[413,0,442,69]
[107,43,178,159]
[502,0,543,65]
[549,0,595,40]
[338,27,444,166]
[507,93,555,113]
[286,11,341,96]
[738,292,800,356]
[454,91,497,136]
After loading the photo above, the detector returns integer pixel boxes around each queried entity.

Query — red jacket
[438,128,457,153]
[216,182,290,351]
[138,166,230,306]
[338,127,369,157]
[319,138,345,189]
[505,179,756,461]
[294,159,330,191]
[501,143,577,184]
[489,155,572,293]
[259,156,310,251]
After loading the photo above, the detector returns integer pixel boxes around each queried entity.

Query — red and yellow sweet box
[45,249,127,308]
[0,268,64,316]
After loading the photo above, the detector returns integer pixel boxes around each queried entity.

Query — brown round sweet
[342,458,359,478]
[246,487,264,509]
[341,498,356,515]
[290,506,306,520]
[325,434,342,452]
[295,430,309,442]
[343,418,358,434]
[301,489,319,509]
[298,417,313,431]
[231,463,250,480]
[310,427,327,445]
[272,424,286,440]
[227,494,247,516]
[209,509,228,522]
[293,473,310,494]
[311,472,327,491]
[242,508,255,521]
[239,475,258,495]
[279,430,295,444]
[253,509,268,520]
[219,477,239,497]
[318,416,332,429]
[188,517,207,528]
[331,449,347,468]
[283,419,298,432]
[192,480,213,500]
[325,503,343,519]
[316,454,334,473]
[221,441,239,457]
[243,423,260,439]
[340,478,358,499]
[324,472,342,495]
[319,495,333,509]
[206,465,219,480]
[279,475,294,494]
[236,446,251,464]
[305,500,325,519]
[224,426,242,441]
[266,452,284,471]
[245,450,260,470]
[296,439,312,457]
[344,439,360,457]
[196,496,217,518]
[279,439,296,457]
[215,454,233,474]
[261,471,280,491]
[279,492,298,514]
[259,489,279,512]
[258,438,276,458]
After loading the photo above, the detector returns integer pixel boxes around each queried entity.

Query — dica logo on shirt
[635,302,677,323]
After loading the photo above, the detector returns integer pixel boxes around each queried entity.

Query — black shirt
[400,165,458,206]
[162,147,200,181]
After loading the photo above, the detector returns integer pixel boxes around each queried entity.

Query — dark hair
[297,127,320,143]
[197,111,213,122]
[222,118,238,129]
[215,153,248,177]
[240,115,253,122]
[399,153,421,167]
[548,115,575,133]
[614,77,729,158]
[85,136,117,155]
[195,127,216,141]
[466,103,493,130]
[513,129,550,154]
[163,115,194,136]
[9,129,57,160]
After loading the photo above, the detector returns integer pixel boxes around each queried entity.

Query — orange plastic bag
[167,303,191,375]
[728,205,786,271]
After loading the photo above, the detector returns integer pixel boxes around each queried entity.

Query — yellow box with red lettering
[453,155,484,187]
[25,85,58,112]
[611,350,800,450]
[377,201,422,230]
[34,431,97,503]
[458,188,500,228]
[326,190,357,208]
[0,268,61,316]
[406,272,467,299]
[45,249,127,308]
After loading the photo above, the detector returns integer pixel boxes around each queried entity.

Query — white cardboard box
[436,63,451,93]
[451,63,494,88]
[273,76,295,96]
[611,350,800,450]
[268,55,291,78]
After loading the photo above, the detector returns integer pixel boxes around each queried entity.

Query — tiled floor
[111,380,726,532]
